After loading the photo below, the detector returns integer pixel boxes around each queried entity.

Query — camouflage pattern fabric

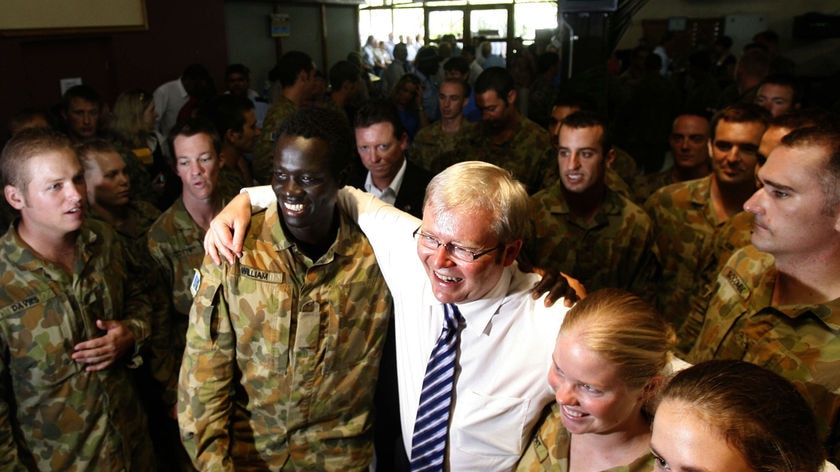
[0,219,154,471]
[644,176,726,332]
[253,96,297,184]
[525,184,656,299]
[147,197,207,367]
[216,164,249,204]
[686,245,840,463]
[90,201,177,402]
[464,115,555,194]
[410,120,476,175]
[612,146,639,186]
[632,168,673,204]
[178,203,392,471]
[516,403,655,472]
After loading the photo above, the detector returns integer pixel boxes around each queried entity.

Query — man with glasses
[644,103,769,338]
[204,161,575,470]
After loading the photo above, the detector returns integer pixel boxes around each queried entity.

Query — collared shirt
[364,159,407,206]
[525,184,656,297]
[178,202,391,471]
[687,245,840,463]
[249,185,569,470]
[465,115,554,195]
[0,220,153,471]
[410,120,476,174]
[153,77,189,137]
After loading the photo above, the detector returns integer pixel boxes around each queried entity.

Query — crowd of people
[0,26,839,472]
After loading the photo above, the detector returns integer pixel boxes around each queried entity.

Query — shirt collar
[452,266,514,334]
[364,158,408,205]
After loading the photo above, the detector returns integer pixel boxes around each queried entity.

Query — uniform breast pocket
[4,291,82,391]
[324,281,388,373]
[227,271,294,371]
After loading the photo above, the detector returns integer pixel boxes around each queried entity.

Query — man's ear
[501,239,523,267]
[605,149,616,169]
[5,185,25,210]
[506,89,517,106]
[225,128,239,145]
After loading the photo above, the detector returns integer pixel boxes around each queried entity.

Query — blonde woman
[518,288,677,472]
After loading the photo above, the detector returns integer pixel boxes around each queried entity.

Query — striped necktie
[410,303,462,471]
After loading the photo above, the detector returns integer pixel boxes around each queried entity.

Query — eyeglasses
[413,227,501,263]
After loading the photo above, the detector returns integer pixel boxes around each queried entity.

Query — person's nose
[743,188,764,215]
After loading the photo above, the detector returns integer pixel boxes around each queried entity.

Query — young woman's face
[650,399,756,472]
[547,330,648,435]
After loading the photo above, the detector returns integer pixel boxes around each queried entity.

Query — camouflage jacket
[525,184,657,299]
[217,164,250,203]
[253,95,297,184]
[644,176,726,331]
[410,120,477,174]
[147,197,206,358]
[516,403,655,472]
[178,202,392,471]
[686,245,840,463]
[612,147,639,185]
[0,220,153,471]
[465,115,555,194]
[90,201,176,404]
[632,168,674,205]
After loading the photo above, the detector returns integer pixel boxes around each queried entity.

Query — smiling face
[173,133,220,204]
[710,119,765,187]
[355,122,407,189]
[743,143,840,263]
[84,151,130,209]
[548,329,647,436]
[418,204,519,304]
[272,134,340,245]
[557,125,613,195]
[651,399,756,472]
[7,148,87,239]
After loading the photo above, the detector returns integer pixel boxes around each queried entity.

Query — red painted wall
[0,0,228,141]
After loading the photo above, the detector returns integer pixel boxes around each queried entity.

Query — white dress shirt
[247,185,568,470]
[363,158,407,206]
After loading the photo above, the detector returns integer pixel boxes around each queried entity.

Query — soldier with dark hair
[687,122,840,465]
[178,107,391,470]
[645,103,770,334]
[254,51,317,184]
[466,67,555,195]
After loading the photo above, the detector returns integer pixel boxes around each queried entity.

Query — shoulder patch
[190,269,201,297]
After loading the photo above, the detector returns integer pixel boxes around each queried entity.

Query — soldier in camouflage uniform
[464,67,556,194]
[644,104,769,333]
[178,107,391,470]
[0,128,154,470]
[206,94,261,201]
[632,114,711,204]
[686,124,840,464]
[410,78,476,174]
[148,119,225,398]
[524,111,656,298]
[253,51,316,184]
